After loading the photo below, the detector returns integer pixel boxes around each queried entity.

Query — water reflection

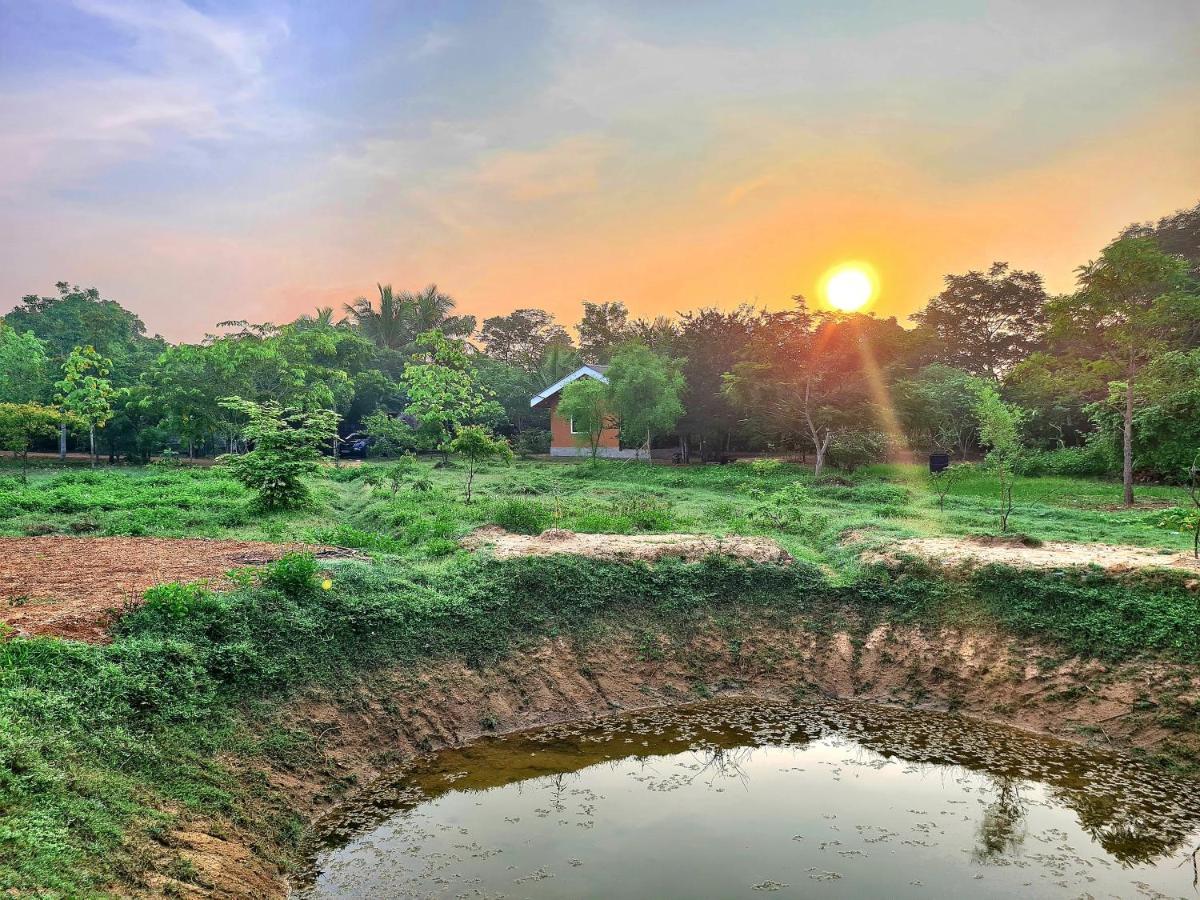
[302,700,1200,898]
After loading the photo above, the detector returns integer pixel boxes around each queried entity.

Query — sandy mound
[0,537,358,643]
[461,526,791,564]
[862,535,1200,575]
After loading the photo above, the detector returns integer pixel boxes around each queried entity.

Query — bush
[1017,442,1116,478]
[262,553,319,598]
[515,429,551,457]
[827,430,890,473]
[610,495,675,531]
[750,458,783,477]
[491,499,552,535]
[216,399,338,510]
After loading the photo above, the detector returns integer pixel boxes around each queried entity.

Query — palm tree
[343,284,407,349]
[344,283,475,350]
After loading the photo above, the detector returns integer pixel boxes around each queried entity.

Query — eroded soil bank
[148,616,1200,898]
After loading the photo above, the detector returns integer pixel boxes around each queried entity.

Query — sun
[820,262,878,312]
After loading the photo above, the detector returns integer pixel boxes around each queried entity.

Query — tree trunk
[59,422,67,460]
[89,424,96,468]
[189,439,195,462]
[1122,377,1134,508]
[646,426,652,464]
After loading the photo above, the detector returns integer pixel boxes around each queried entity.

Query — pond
[300,699,1200,898]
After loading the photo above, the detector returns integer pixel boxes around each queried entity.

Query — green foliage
[490,499,552,534]
[1017,441,1115,478]
[216,398,339,509]
[893,364,985,455]
[362,411,417,457]
[827,429,889,473]
[610,495,676,531]
[55,345,115,464]
[0,323,50,403]
[974,383,1028,532]
[448,425,513,502]
[515,428,550,457]
[401,330,501,452]
[910,262,1047,380]
[0,403,66,481]
[557,377,612,462]
[261,552,320,598]
[606,343,685,457]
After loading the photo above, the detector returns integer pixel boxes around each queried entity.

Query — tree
[480,309,572,371]
[673,306,761,460]
[722,303,886,477]
[5,282,166,387]
[557,377,612,463]
[448,425,513,503]
[0,403,67,482]
[401,330,501,455]
[0,323,50,403]
[343,283,475,351]
[576,300,632,363]
[1047,237,1197,506]
[1119,200,1200,277]
[974,383,1028,533]
[894,365,986,457]
[1087,349,1200,482]
[55,346,115,467]
[363,411,419,457]
[606,343,684,462]
[216,397,339,509]
[911,262,1047,380]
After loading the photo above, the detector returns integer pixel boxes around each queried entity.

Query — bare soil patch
[862,535,1200,574]
[0,537,355,643]
[460,526,792,564]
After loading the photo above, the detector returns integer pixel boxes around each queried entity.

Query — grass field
[2,456,1192,571]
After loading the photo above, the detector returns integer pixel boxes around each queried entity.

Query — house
[529,364,636,458]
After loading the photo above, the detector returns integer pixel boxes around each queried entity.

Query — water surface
[303,700,1200,898]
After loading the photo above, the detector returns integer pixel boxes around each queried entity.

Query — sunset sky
[1,1,1197,341]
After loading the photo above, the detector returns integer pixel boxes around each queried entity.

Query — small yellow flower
[321,578,333,591]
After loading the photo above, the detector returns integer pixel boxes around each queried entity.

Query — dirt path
[863,535,1200,574]
[0,537,352,642]
[461,526,792,563]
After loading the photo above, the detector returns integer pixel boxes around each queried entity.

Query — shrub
[1017,442,1115,478]
[491,499,552,535]
[827,430,890,473]
[262,553,319,598]
[216,398,339,510]
[611,495,675,531]
[515,429,551,457]
[750,458,783,477]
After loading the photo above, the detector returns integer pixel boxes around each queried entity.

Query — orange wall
[547,395,621,449]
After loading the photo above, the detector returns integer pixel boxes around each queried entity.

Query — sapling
[448,425,513,503]
[1157,452,1200,558]
[973,384,1028,533]
[927,462,968,511]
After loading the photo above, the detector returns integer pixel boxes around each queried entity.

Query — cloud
[0,0,294,198]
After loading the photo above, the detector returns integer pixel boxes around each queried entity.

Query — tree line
[1,201,1197,506]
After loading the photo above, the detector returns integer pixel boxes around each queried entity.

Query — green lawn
[1,458,1193,576]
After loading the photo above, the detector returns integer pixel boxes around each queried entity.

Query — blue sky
[1,0,1197,339]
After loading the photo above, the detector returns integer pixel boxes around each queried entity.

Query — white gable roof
[529,365,609,408]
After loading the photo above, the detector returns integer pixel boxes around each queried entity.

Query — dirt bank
[0,537,357,642]
[144,617,1200,898]
[863,534,1200,574]
[461,526,792,563]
